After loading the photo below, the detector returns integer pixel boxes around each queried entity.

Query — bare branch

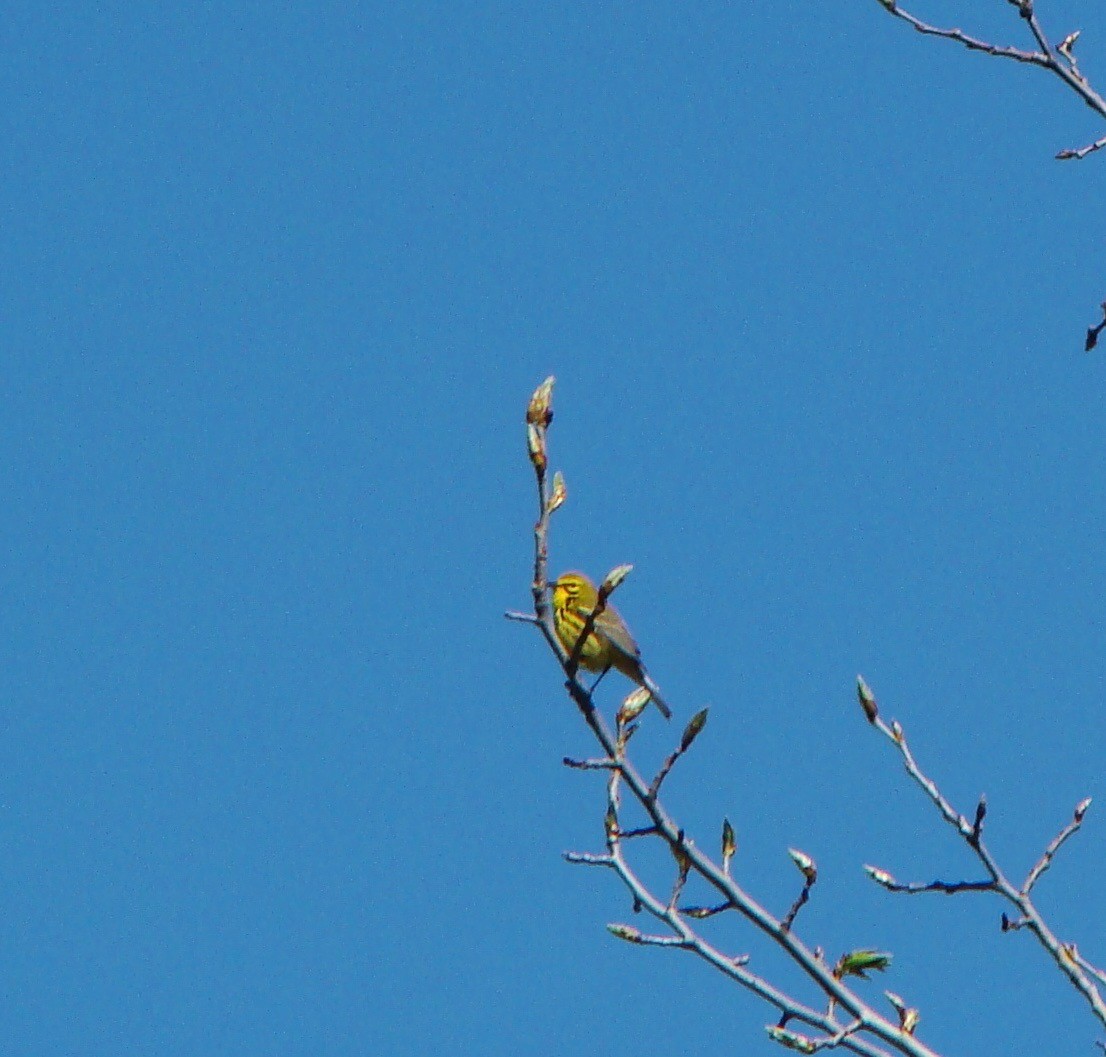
[781,878,815,934]
[618,824,660,839]
[872,3,1106,344]
[1060,136,1106,162]
[817,1020,865,1052]
[562,755,617,771]
[1072,949,1106,989]
[879,4,1048,67]
[504,610,538,624]
[682,901,734,920]
[597,789,904,1057]
[606,923,691,948]
[563,851,613,868]
[1024,798,1091,893]
[864,866,995,896]
[782,848,818,933]
[861,684,1106,1027]
[875,0,1106,163]
[768,1021,865,1054]
[649,709,709,797]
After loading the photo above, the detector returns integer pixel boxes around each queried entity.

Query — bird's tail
[642,672,672,719]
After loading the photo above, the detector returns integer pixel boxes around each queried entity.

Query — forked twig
[875,0,1106,161]
[857,678,1106,1028]
[872,1,1106,344]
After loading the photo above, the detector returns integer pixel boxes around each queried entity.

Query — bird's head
[552,571,598,609]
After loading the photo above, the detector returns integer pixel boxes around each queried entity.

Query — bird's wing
[599,605,640,660]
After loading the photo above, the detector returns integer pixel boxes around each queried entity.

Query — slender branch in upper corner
[876,2,1048,67]
[872,5,1106,346]
[874,0,1106,162]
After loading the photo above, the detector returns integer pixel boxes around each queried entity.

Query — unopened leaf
[680,708,709,752]
[526,375,555,427]
[722,818,736,863]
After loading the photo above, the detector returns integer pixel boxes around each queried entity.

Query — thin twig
[504,610,538,624]
[562,756,617,771]
[1073,950,1106,989]
[1024,798,1091,894]
[814,1019,865,1053]
[781,878,815,933]
[882,4,1048,66]
[649,746,682,798]
[564,851,613,867]
[865,870,995,896]
[618,825,660,839]
[1060,136,1106,162]
[681,901,734,920]
[649,709,709,798]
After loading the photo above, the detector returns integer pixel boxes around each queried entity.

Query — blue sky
[3,3,1106,1054]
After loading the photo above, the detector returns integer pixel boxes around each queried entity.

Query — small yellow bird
[551,571,672,719]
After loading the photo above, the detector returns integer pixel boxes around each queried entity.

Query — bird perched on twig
[551,571,672,718]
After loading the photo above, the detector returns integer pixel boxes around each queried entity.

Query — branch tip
[526,375,555,428]
[787,848,817,884]
[721,817,737,871]
[971,794,987,841]
[680,707,709,752]
[765,1025,816,1053]
[599,563,633,599]
[856,675,879,723]
[864,864,896,888]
